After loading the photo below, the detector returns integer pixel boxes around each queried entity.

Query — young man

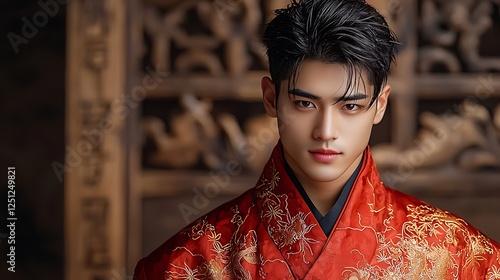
[134,0,500,279]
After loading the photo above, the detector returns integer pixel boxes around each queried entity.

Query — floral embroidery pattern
[165,162,289,280]
[487,263,500,280]
[168,262,207,280]
[256,160,319,263]
[166,248,212,280]
[340,180,499,280]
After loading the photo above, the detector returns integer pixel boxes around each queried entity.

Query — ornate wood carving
[66,0,128,279]
[82,198,111,269]
[370,0,420,148]
[142,94,278,173]
[139,0,285,173]
[373,102,500,190]
[140,0,285,99]
[80,101,110,186]
[143,0,269,75]
[419,0,500,73]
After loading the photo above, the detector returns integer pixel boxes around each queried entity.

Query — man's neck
[287,153,363,216]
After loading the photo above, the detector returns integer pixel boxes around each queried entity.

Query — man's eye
[343,104,360,111]
[295,101,315,108]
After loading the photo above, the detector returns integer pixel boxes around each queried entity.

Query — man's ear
[262,76,278,118]
[373,85,391,125]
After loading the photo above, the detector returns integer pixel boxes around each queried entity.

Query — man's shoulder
[136,187,258,273]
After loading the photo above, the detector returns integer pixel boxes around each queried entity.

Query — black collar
[282,150,363,237]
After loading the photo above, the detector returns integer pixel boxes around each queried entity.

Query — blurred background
[1,0,500,279]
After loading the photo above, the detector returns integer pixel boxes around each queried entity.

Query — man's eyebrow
[288,89,320,100]
[289,88,368,102]
[337,92,368,102]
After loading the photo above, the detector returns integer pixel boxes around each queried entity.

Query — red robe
[134,143,500,279]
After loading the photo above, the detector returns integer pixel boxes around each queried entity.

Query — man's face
[262,60,390,188]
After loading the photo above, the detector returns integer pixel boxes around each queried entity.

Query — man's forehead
[287,61,372,87]
[283,78,374,100]
[287,87,374,102]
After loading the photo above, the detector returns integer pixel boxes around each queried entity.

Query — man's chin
[304,171,343,184]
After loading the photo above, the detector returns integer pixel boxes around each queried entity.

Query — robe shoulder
[385,185,499,242]
[381,185,500,273]
[134,187,258,279]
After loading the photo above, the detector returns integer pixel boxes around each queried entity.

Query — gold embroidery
[166,248,212,280]
[166,163,289,279]
[231,205,243,226]
[168,262,208,280]
[256,160,279,197]
[487,264,500,280]
[341,178,497,279]
[277,212,318,261]
[257,160,319,263]
[263,203,284,222]
[182,217,215,241]
[230,230,259,279]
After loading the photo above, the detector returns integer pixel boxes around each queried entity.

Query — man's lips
[309,149,342,163]
[309,148,341,155]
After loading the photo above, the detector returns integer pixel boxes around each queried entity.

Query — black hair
[261,0,398,106]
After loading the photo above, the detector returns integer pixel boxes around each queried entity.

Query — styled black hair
[262,0,398,106]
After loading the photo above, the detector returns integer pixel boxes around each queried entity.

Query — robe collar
[282,148,363,236]
[255,141,383,279]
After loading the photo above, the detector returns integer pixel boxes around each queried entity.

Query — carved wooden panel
[139,0,287,174]
[372,0,500,200]
[65,0,128,279]
[419,0,500,73]
[141,0,291,99]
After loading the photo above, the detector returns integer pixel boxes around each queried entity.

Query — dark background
[1,0,65,279]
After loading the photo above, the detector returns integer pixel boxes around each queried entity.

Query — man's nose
[312,109,339,141]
